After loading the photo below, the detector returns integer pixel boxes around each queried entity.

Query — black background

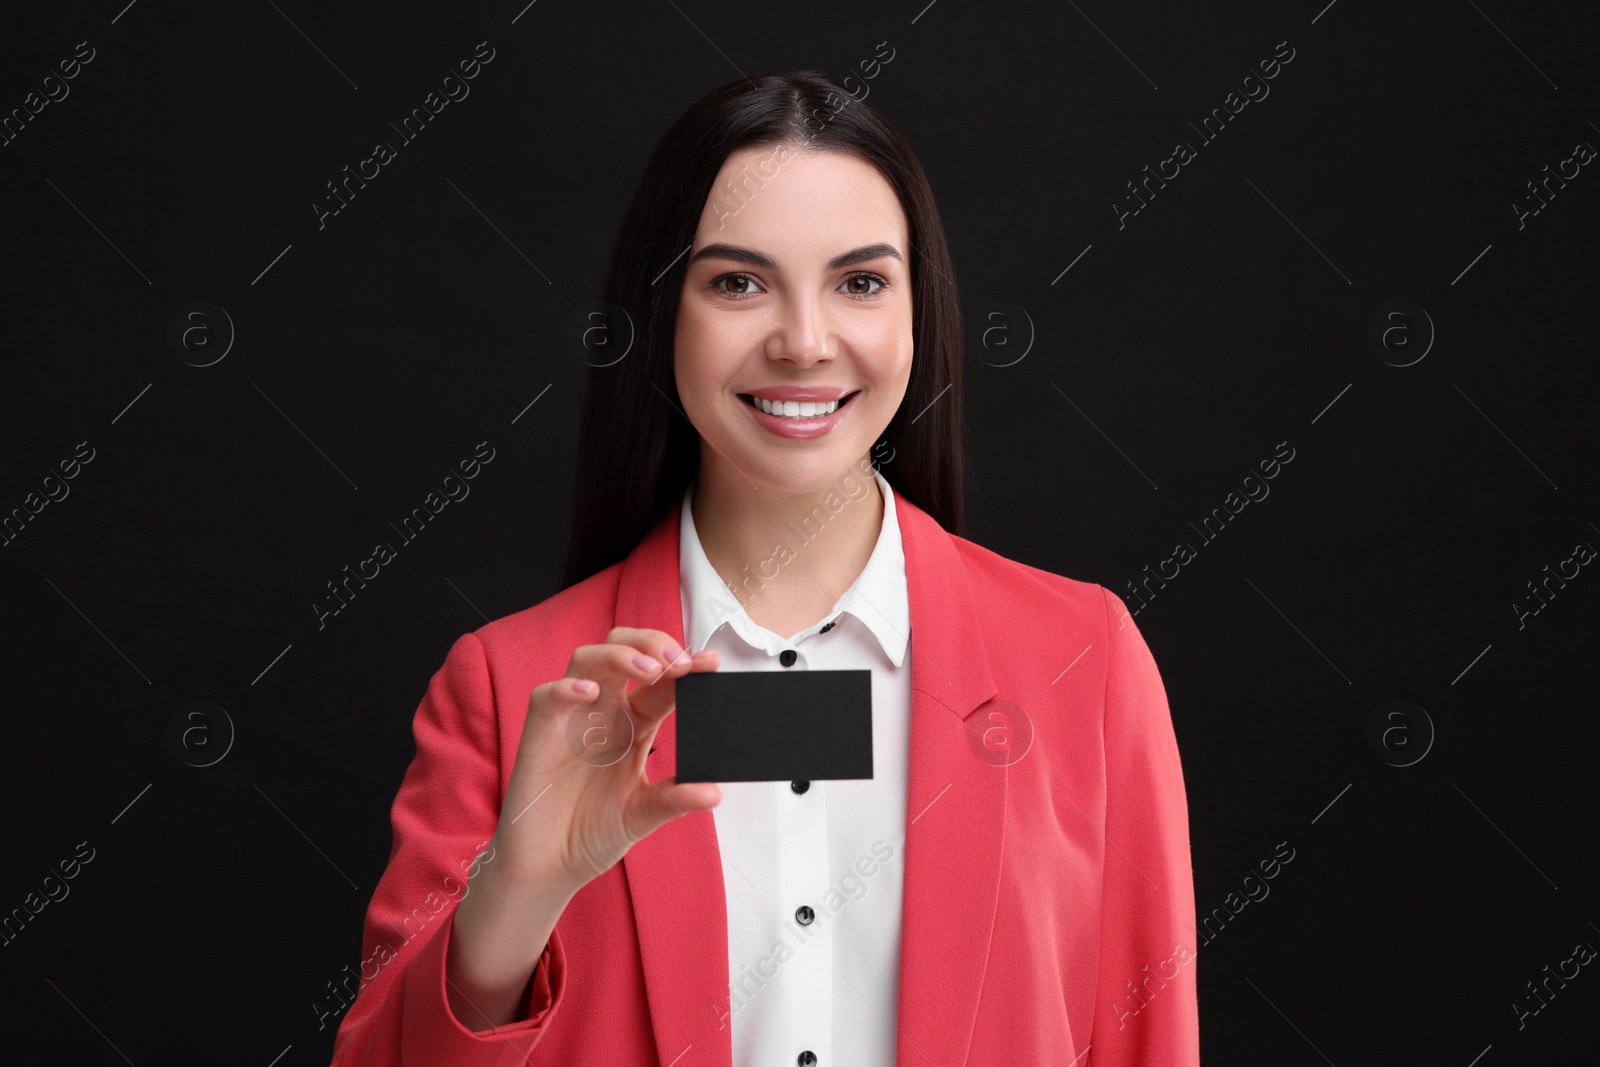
[2,1,1596,1064]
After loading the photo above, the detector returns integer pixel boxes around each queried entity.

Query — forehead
[694,145,908,253]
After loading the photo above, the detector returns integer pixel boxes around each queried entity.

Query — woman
[329,69,1199,1066]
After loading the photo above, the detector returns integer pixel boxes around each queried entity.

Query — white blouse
[677,466,912,1067]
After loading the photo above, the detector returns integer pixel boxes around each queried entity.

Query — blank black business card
[674,669,874,783]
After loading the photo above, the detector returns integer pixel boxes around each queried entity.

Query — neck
[691,453,885,636]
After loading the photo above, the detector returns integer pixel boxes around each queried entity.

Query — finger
[632,777,722,837]
[566,641,684,698]
[632,641,714,689]
[525,675,602,728]
[627,648,719,723]
[603,627,695,674]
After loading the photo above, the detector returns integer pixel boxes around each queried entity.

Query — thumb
[633,777,722,836]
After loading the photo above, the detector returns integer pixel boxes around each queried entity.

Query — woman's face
[675,143,914,495]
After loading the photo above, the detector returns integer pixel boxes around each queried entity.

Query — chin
[763,451,878,495]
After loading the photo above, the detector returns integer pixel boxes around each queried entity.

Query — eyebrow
[687,242,902,273]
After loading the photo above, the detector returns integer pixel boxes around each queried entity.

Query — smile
[738,392,858,419]
[737,390,861,440]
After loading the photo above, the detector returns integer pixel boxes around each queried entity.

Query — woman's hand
[493,626,723,895]
[445,627,721,1031]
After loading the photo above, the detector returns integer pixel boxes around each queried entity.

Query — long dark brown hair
[559,69,966,591]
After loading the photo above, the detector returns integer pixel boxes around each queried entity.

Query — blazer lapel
[614,497,734,1066]
[893,488,1004,1066]
[615,486,1005,1067]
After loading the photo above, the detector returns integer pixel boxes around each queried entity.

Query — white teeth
[750,395,843,418]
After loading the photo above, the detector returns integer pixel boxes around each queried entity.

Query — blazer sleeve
[328,630,569,1067]
[1089,587,1200,1065]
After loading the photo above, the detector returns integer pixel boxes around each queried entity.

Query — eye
[839,272,889,298]
[710,272,765,299]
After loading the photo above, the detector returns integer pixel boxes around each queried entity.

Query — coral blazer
[329,484,1200,1066]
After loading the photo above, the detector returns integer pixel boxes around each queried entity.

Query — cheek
[674,306,746,419]
[673,306,714,387]
[848,314,914,381]
[864,321,915,388]
[677,302,750,358]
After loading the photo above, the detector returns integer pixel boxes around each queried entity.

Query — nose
[767,289,832,367]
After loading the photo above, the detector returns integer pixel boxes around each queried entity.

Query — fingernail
[662,640,685,664]
[633,653,662,673]
[574,679,597,694]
